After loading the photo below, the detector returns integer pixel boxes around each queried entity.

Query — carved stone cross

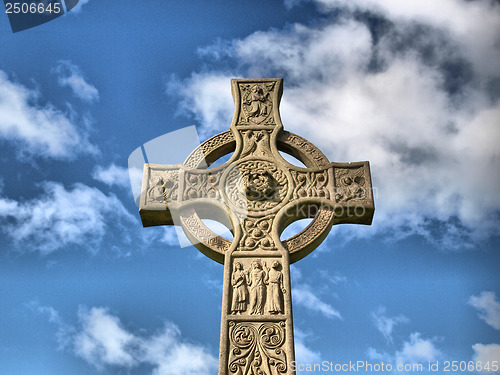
[139,78,374,375]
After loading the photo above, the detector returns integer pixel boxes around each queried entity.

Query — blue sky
[0,1,499,374]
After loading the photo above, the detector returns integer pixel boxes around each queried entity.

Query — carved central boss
[139,78,374,375]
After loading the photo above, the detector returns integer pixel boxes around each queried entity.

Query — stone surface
[139,78,374,375]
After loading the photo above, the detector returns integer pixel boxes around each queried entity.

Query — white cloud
[74,307,137,369]
[70,306,218,375]
[469,291,500,330]
[169,0,500,248]
[472,343,500,372]
[29,300,74,349]
[28,300,62,324]
[371,306,408,343]
[395,333,441,365]
[54,60,99,102]
[36,304,218,374]
[160,227,182,246]
[138,226,186,248]
[369,332,441,368]
[318,270,347,285]
[290,264,303,281]
[312,0,500,79]
[0,70,97,159]
[165,73,233,138]
[0,182,136,254]
[294,328,322,373]
[140,322,218,375]
[292,284,342,319]
[93,163,130,188]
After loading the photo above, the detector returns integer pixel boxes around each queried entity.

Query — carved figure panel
[231,262,249,315]
[228,321,287,375]
[267,261,285,314]
[240,130,272,159]
[239,82,275,125]
[229,258,285,316]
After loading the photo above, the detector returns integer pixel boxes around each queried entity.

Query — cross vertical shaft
[219,237,294,374]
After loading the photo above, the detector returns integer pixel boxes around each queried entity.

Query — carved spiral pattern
[231,323,255,349]
[228,321,287,375]
[259,323,285,349]
[239,215,275,251]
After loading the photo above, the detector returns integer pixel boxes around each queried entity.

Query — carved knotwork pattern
[290,170,329,199]
[225,161,289,214]
[228,321,286,375]
[184,171,222,200]
[239,83,275,125]
[280,133,329,167]
[334,167,368,203]
[146,170,179,205]
[283,208,335,253]
[181,212,231,252]
[184,131,235,169]
[239,215,275,251]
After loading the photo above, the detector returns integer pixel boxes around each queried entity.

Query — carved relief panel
[238,215,276,252]
[238,82,276,125]
[229,257,286,316]
[183,170,222,200]
[224,160,290,215]
[290,170,330,200]
[240,130,273,159]
[334,166,369,203]
[228,321,287,375]
[146,169,179,205]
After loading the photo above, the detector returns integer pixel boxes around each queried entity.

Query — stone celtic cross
[139,78,374,375]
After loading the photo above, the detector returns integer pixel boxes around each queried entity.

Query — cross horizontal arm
[282,161,374,227]
[139,163,229,227]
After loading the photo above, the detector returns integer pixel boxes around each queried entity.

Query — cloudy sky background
[0,0,499,374]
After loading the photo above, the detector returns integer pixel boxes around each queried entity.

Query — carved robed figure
[139,78,374,375]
